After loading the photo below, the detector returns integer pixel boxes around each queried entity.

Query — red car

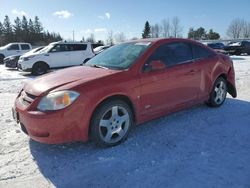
[13,38,237,147]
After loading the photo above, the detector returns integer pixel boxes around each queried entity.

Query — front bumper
[17,63,32,72]
[5,59,18,68]
[13,91,90,144]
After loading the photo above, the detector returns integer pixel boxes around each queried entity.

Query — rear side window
[50,44,69,52]
[192,44,215,59]
[21,44,31,50]
[67,44,87,51]
[74,44,87,51]
[148,42,193,67]
[8,44,20,50]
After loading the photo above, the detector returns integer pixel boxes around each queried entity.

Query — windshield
[38,44,54,53]
[86,42,151,70]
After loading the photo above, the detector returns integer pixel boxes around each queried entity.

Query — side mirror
[144,60,166,73]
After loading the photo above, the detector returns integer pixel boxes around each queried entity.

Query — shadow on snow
[29,98,250,188]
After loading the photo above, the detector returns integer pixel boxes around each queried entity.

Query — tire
[207,77,227,107]
[32,62,49,76]
[90,100,133,147]
[0,54,5,64]
[234,50,241,56]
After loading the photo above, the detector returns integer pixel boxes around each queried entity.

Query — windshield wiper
[89,64,109,69]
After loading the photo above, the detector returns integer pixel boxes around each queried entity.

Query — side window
[7,44,20,50]
[192,44,215,59]
[73,44,87,51]
[21,44,30,50]
[244,42,250,47]
[50,44,68,52]
[147,42,192,67]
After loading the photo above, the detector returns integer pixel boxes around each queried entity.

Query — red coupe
[13,38,237,147]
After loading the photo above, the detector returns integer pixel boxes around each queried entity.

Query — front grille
[20,91,37,106]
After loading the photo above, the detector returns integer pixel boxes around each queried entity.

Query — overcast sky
[1,0,250,41]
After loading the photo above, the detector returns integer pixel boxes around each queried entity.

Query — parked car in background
[0,43,32,64]
[5,46,44,69]
[13,38,237,147]
[224,41,250,55]
[206,42,227,54]
[94,45,111,55]
[18,41,95,75]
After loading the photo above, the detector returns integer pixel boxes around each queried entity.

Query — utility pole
[73,30,75,42]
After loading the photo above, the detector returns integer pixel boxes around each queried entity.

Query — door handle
[185,69,197,75]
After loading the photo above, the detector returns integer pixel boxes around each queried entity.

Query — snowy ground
[0,57,250,188]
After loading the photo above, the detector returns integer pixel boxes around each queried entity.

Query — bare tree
[86,33,95,43]
[162,19,171,38]
[106,31,114,45]
[227,18,245,39]
[171,16,182,38]
[242,21,250,38]
[114,32,126,43]
[151,23,161,38]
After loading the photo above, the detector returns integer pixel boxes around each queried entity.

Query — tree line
[142,17,183,39]
[0,15,62,46]
[142,18,250,40]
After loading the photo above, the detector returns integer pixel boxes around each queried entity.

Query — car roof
[50,41,90,45]
[126,38,202,45]
[9,42,31,45]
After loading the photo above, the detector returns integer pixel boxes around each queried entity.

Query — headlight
[23,55,35,61]
[37,90,80,111]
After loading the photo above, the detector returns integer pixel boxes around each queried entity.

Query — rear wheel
[207,77,227,107]
[32,62,49,75]
[234,50,241,55]
[90,100,133,147]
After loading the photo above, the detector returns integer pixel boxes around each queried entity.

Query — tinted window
[50,44,69,52]
[242,41,250,47]
[8,44,20,50]
[192,44,215,59]
[21,44,30,50]
[67,44,87,51]
[148,42,193,67]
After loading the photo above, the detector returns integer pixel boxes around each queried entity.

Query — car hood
[20,51,42,58]
[24,66,120,96]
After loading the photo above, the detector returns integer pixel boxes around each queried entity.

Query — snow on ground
[0,57,250,188]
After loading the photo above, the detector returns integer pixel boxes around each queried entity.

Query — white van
[0,43,32,63]
[18,41,95,75]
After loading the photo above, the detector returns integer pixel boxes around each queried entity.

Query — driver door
[139,42,201,117]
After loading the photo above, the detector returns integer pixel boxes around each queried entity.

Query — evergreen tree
[206,29,220,40]
[13,17,22,41]
[142,21,151,38]
[34,16,43,42]
[0,21,4,46]
[0,15,61,45]
[3,15,13,42]
[21,16,29,41]
[188,27,220,40]
[28,19,35,43]
[34,16,43,34]
[0,21,3,36]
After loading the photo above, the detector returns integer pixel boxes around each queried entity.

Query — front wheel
[32,62,48,75]
[90,100,133,147]
[207,77,227,107]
